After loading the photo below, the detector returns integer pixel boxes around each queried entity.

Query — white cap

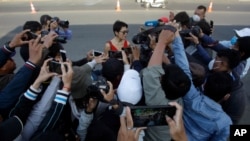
[234,28,250,37]
[117,70,142,105]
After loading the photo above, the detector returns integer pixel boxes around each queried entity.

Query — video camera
[51,17,70,28]
[179,25,201,38]
[132,25,177,45]
[178,25,202,48]
[83,77,110,106]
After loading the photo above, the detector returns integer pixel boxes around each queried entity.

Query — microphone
[144,20,160,27]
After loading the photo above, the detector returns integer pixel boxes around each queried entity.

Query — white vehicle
[136,0,167,8]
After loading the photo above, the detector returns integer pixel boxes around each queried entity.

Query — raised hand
[166,102,188,141]
[117,107,147,141]
[32,58,57,89]
[100,81,115,102]
[94,54,108,64]
[158,29,175,46]
[28,35,45,65]
[42,31,58,48]
[86,50,94,61]
[131,45,140,61]
[8,29,31,48]
[61,60,73,92]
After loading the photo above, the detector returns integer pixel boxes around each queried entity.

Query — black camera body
[179,25,201,48]
[51,17,69,28]
[179,25,201,38]
[59,20,69,28]
[86,77,110,101]
[132,25,177,45]
[132,25,176,67]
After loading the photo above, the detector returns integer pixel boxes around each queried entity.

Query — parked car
[136,0,167,8]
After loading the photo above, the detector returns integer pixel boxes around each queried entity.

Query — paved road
[0,0,249,125]
[0,0,250,12]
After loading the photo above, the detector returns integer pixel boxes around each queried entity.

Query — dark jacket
[196,35,246,124]
[0,86,42,141]
[30,89,71,140]
[0,61,38,119]
[0,44,14,67]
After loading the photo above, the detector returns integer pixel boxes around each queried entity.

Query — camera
[132,25,177,45]
[51,17,69,28]
[178,25,201,48]
[59,20,69,28]
[41,30,67,44]
[85,77,110,101]
[179,25,201,38]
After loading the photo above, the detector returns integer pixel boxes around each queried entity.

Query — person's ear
[223,93,230,101]
[218,93,230,104]
[115,31,119,36]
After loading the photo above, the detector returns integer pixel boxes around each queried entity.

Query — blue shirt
[172,36,232,141]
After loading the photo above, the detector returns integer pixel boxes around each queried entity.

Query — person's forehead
[215,56,228,62]
[195,9,205,14]
[120,26,127,30]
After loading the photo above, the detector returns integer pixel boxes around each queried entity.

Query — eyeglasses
[119,30,129,34]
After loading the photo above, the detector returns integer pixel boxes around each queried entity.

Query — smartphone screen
[130,105,176,127]
[60,49,67,62]
[93,50,103,57]
[48,60,68,75]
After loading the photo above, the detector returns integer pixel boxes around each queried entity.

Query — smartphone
[93,50,103,57]
[210,20,214,28]
[48,60,65,74]
[60,49,67,62]
[108,51,122,59]
[122,47,132,54]
[22,31,37,41]
[130,105,176,127]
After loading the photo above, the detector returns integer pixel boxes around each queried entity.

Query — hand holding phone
[60,49,67,62]
[48,60,67,74]
[117,107,147,141]
[22,31,38,41]
[93,50,103,57]
[166,102,188,141]
[210,20,214,28]
[130,105,176,127]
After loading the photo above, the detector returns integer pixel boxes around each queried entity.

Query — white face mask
[208,59,222,70]
[192,14,201,22]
